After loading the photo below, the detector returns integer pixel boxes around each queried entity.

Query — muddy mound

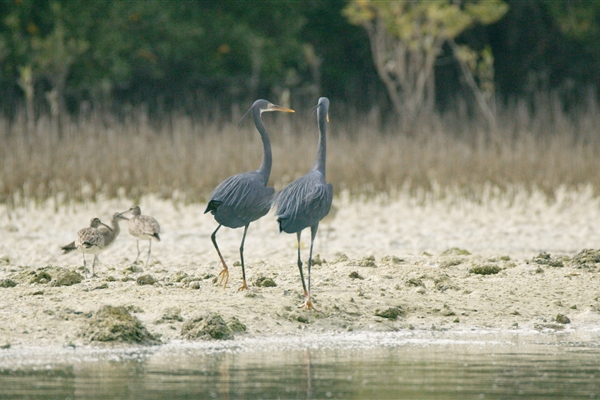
[532,252,564,268]
[10,266,82,286]
[79,305,158,344]
[570,249,600,269]
[254,276,277,287]
[50,268,83,287]
[181,313,246,340]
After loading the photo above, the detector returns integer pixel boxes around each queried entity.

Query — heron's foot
[217,267,229,289]
[237,280,249,292]
[299,297,317,311]
[91,273,99,278]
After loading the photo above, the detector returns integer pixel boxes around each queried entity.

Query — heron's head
[253,99,294,114]
[315,97,330,122]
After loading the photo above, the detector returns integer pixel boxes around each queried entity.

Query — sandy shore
[1,188,600,350]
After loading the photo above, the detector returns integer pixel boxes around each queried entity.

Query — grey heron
[205,99,294,290]
[275,97,333,309]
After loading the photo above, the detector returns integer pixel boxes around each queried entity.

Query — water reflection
[1,333,599,399]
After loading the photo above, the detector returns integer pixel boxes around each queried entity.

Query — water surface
[1,331,598,399]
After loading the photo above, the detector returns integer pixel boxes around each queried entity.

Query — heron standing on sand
[275,97,333,309]
[205,99,294,290]
[119,205,161,265]
[62,217,112,278]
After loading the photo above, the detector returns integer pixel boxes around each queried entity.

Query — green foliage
[544,0,600,42]
[465,1,509,25]
[345,0,507,43]
[455,44,497,99]
[0,0,313,106]
[0,0,596,115]
[344,0,508,125]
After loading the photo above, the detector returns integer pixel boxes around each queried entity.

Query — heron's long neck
[253,109,272,186]
[312,110,327,178]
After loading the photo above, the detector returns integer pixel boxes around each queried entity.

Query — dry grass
[1,94,600,206]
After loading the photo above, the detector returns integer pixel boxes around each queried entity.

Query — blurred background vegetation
[1,0,600,205]
[1,0,598,119]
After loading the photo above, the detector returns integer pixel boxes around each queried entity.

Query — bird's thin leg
[92,254,98,278]
[134,241,141,264]
[301,224,319,310]
[211,224,229,288]
[296,231,307,296]
[146,240,152,266]
[238,224,250,291]
[82,254,88,279]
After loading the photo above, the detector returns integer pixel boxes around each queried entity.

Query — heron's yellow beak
[327,113,329,122]
[270,104,295,113]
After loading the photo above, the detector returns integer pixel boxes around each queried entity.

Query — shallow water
[1,332,599,399]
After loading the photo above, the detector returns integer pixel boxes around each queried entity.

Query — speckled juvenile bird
[98,212,130,249]
[62,212,128,255]
[119,205,161,265]
[62,217,112,279]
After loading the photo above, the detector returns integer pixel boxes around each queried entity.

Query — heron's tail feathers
[204,200,221,215]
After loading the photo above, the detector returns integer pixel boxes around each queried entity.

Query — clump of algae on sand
[470,265,502,275]
[79,305,158,344]
[570,249,600,269]
[181,313,246,340]
[11,266,82,287]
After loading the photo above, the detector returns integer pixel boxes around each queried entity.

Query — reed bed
[1,94,600,207]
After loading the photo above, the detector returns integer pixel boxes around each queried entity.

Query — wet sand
[1,188,600,350]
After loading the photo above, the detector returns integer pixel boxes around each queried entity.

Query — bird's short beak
[270,104,295,113]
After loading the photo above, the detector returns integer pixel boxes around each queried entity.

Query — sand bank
[1,189,600,350]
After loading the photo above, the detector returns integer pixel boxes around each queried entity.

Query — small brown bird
[98,212,130,249]
[62,217,112,278]
[119,206,161,265]
[62,213,128,255]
